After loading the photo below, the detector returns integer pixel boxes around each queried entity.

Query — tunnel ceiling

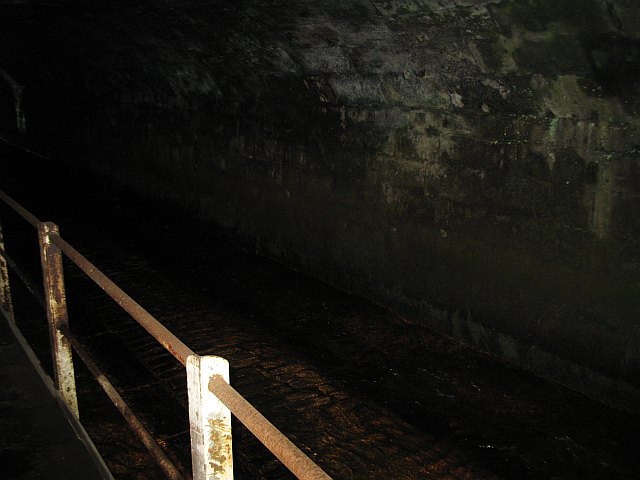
[1,0,639,113]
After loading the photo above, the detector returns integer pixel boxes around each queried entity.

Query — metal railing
[0,188,331,480]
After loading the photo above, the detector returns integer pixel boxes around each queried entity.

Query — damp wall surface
[1,0,639,412]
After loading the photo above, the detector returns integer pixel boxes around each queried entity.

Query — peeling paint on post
[187,354,233,480]
[38,222,79,418]
[0,217,14,321]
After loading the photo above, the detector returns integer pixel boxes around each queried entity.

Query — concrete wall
[1,0,639,411]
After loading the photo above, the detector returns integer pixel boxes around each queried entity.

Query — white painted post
[38,222,79,417]
[0,217,14,321]
[187,354,233,480]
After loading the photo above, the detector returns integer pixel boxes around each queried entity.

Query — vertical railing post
[187,354,234,480]
[0,216,15,321]
[38,221,79,417]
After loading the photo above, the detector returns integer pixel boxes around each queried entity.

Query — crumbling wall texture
[1,0,639,410]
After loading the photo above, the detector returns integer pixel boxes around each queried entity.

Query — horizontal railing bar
[50,234,195,365]
[0,247,45,307]
[1,187,331,478]
[62,326,187,480]
[0,189,40,228]
[209,375,332,480]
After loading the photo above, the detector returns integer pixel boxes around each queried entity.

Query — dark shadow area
[2,140,640,479]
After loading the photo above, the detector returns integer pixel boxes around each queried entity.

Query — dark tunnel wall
[1,0,640,411]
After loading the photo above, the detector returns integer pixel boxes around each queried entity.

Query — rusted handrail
[0,189,40,228]
[50,234,195,366]
[0,187,333,480]
[0,188,194,364]
[62,325,187,480]
[209,376,331,480]
[1,189,190,477]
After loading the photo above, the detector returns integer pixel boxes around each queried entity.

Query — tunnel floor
[1,142,640,480]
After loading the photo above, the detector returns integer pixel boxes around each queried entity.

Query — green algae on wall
[2,0,640,412]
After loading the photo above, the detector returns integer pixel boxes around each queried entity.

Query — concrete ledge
[0,311,113,480]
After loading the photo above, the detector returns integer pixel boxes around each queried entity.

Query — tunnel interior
[1,0,640,478]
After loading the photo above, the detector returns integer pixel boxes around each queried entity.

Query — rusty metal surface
[62,325,187,480]
[209,375,332,480]
[0,218,15,320]
[0,192,193,365]
[50,233,195,366]
[38,222,79,417]
[0,189,41,228]
[1,187,332,479]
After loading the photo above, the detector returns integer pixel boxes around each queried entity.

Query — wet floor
[1,142,640,479]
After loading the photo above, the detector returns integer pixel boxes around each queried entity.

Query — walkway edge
[1,306,114,480]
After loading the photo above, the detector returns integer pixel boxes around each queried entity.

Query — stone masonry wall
[1,0,639,410]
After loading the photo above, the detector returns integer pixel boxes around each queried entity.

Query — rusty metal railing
[0,188,331,480]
